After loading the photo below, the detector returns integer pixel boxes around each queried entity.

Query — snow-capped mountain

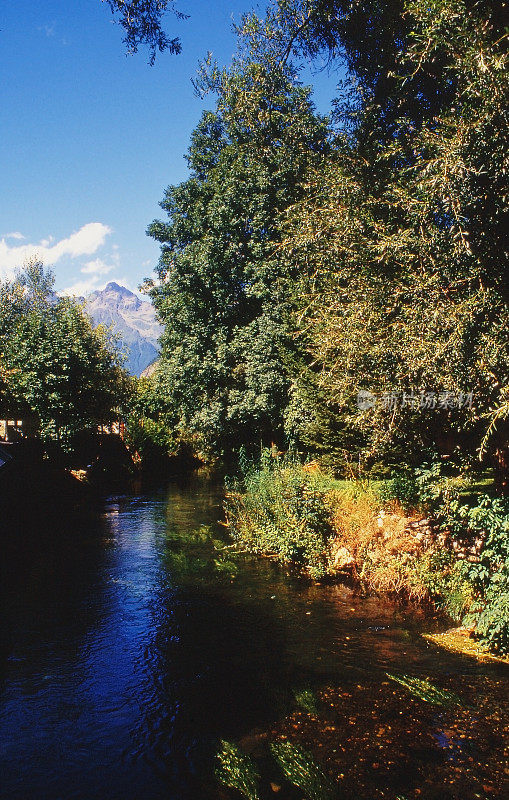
[85,282,161,376]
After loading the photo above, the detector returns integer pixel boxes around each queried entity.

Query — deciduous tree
[0,261,130,439]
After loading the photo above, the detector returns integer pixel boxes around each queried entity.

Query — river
[0,477,507,799]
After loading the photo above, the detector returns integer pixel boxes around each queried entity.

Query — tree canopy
[142,0,508,478]
[281,0,508,472]
[104,0,187,62]
[0,261,130,438]
[143,29,329,457]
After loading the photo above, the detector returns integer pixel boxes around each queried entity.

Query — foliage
[225,449,336,578]
[408,549,473,622]
[448,496,509,654]
[276,0,509,473]
[378,470,420,511]
[144,29,329,458]
[140,0,507,473]
[0,260,130,439]
[124,375,181,462]
[408,462,509,653]
[215,739,260,800]
[104,0,187,62]
[269,740,336,800]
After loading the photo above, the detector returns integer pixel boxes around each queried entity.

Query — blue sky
[0,0,338,296]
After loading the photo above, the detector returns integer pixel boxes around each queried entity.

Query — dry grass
[326,489,435,599]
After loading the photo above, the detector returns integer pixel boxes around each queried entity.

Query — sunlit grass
[270,739,336,800]
[387,673,463,707]
[215,739,261,800]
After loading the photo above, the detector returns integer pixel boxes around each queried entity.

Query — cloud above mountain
[81,257,115,276]
[0,222,112,280]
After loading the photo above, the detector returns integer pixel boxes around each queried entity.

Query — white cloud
[3,232,25,241]
[39,22,56,38]
[0,222,112,280]
[81,258,114,276]
[60,276,104,297]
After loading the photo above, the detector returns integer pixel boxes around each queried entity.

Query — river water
[0,477,507,799]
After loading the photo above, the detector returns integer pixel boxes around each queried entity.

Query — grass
[215,740,261,800]
[386,674,463,707]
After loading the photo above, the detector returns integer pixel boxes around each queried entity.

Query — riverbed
[0,477,507,799]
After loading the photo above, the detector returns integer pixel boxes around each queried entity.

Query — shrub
[456,496,509,654]
[415,462,509,654]
[379,469,420,511]
[225,449,336,577]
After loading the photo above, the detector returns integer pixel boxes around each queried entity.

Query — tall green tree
[144,27,329,457]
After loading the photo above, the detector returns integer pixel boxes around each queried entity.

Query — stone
[332,545,356,570]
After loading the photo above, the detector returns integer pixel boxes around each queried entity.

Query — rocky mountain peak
[85,282,161,376]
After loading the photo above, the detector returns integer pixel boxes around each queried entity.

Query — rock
[332,545,356,571]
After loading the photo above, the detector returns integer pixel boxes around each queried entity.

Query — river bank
[1,478,507,800]
[0,433,203,529]
[224,452,509,660]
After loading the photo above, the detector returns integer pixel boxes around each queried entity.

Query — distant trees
[0,261,130,439]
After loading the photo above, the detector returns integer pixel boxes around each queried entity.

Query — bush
[455,496,509,654]
[225,449,336,578]
[415,462,509,655]
[379,469,420,511]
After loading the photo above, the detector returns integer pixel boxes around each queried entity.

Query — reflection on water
[0,476,507,800]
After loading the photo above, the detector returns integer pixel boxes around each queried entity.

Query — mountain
[85,282,161,376]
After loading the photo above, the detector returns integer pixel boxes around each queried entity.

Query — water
[0,477,507,799]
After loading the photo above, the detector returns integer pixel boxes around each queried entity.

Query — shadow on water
[0,475,507,800]
[0,513,105,690]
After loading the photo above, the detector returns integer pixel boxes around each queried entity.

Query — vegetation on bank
[226,450,509,655]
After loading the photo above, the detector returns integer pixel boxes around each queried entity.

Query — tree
[281,0,509,474]
[0,261,130,439]
[104,0,187,62]
[144,24,330,457]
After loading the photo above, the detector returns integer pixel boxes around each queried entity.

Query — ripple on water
[0,480,507,800]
